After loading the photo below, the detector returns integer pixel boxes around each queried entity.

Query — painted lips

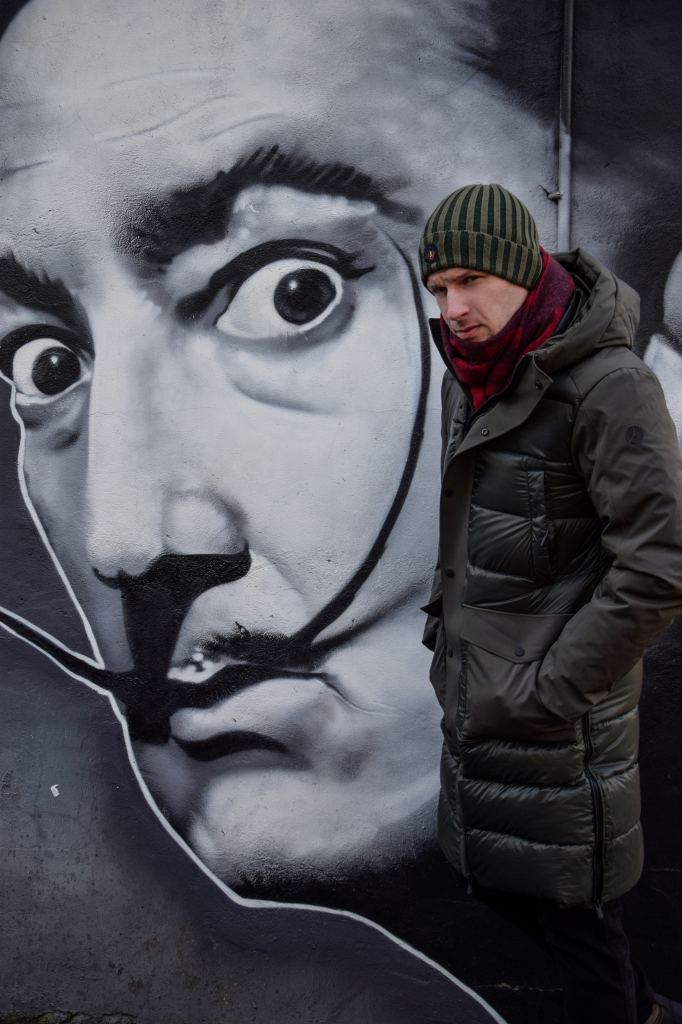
[168,670,341,771]
[163,658,323,759]
[174,728,288,762]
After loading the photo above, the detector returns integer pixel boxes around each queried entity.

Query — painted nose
[83,322,244,579]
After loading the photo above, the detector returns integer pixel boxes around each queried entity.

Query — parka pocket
[420,589,443,655]
[458,606,576,743]
[428,618,447,708]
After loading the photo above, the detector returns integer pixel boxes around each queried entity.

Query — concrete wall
[0,2,680,1022]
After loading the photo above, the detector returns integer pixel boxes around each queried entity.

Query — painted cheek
[21,415,84,504]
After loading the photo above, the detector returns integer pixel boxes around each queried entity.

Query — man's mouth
[454,323,481,339]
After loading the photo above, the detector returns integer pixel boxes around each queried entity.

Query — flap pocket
[460,605,572,663]
[420,593,443,618]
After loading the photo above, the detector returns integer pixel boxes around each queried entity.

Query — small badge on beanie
[423,243,439,263]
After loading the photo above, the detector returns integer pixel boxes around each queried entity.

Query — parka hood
[534,249,640,375]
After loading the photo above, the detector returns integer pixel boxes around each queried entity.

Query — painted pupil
[273,269,336,325]
[31,347,81,395]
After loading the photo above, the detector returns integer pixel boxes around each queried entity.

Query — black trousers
[472,884,655,1024]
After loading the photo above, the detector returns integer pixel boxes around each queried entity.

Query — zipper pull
[466,880,473,896]
[595,901,604,920]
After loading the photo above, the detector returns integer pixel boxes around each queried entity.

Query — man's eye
[2,337,86,398]
[215,259,343,339]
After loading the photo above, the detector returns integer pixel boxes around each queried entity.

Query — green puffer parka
[422,249,682,909]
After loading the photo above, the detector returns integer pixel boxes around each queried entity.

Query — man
[0,0,559,903]
[419,183,682,1024]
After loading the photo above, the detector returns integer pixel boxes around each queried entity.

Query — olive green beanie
[419,183,542,289]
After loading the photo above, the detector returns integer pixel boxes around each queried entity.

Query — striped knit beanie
[419,184,542,289]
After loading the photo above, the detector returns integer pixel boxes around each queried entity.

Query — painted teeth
[168,649,225,683]
[190,649,206,671]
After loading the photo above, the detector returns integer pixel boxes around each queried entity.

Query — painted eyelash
[176,239,374,323]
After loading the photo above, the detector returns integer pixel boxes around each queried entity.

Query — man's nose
[444,288,468,322]
[83,318,244,579]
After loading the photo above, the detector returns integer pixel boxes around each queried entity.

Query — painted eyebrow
[123,144,412,267]
[0,253,88,335]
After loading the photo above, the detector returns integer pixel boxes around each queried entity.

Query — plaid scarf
[441,249,576,412]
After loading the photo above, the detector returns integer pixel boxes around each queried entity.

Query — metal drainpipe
[557,0,575,250]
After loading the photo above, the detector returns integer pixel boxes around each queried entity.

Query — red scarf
[441,249,576,412]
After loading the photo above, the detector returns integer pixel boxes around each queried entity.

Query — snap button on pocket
[514,646,525,657]
[481,427,490,437]
[445,568,454,578]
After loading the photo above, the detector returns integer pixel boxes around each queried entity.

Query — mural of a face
[0,0,556,893]
[645,251,682,447]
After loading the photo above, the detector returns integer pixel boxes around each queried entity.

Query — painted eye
[7,337,86,397]
[273,268,337,325]
[215,259,343,339]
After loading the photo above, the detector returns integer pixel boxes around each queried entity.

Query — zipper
[455,641,469,738]
[583,712,605,917]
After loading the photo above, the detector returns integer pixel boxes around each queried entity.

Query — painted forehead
[0,0,557,256]
[0,0,494,165]
[2,0,493,89]
[0,148,399,290]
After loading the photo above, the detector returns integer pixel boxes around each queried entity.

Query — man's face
[427,267,529,342]
[0,0,556,890]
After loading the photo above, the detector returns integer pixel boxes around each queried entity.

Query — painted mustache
[0,597,328,735]
[0,549,368,743]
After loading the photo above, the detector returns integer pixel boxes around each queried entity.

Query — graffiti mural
[1,1,681,1023]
